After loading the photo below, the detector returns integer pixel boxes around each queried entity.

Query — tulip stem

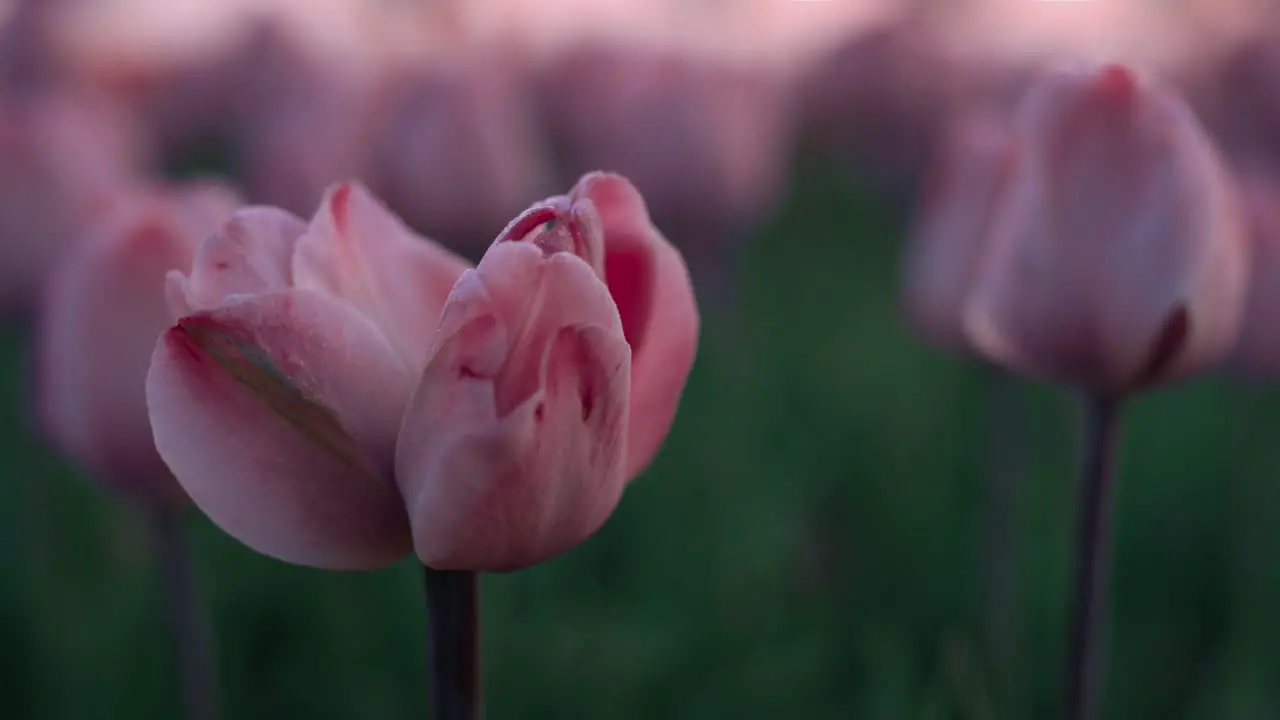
[979,365,1023,697]
[150,505,218,720]
[1063,394,1124,720]
[423,567,482,720]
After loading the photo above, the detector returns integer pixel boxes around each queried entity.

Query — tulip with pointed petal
[147,172,698,572]
[397,172,698,571]
[954,62,1248,720]
[147,182,471,569]
[37,178,242,720]
[964,63,1248,395]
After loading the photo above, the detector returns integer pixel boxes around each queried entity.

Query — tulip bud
[37,180,241,504]
[963,62,1248,393]
[397,172,698,571]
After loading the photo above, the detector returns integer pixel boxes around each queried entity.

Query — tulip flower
[964,63,1247,395]
[146,173,697,717]
[397,171,698,571]
[147,172,697,571]
[954,62,1248,720]
[400,171,696,718]
[147,181,471,569]
[36,179,241,720]
[38,180,242,503]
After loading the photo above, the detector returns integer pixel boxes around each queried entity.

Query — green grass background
[1,161,1278,718]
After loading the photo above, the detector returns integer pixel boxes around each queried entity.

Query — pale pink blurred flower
[37,180,241,504]
[964,63,1248,394]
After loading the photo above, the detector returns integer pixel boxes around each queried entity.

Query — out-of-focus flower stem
[1063,394,1125,720]
[423,567,482,720]
[150,505,218,720]
[978,365,1023,698]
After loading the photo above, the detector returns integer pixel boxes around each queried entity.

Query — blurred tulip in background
[37,180,241,504]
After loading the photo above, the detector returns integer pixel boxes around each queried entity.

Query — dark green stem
[1063,394,1125,720]
[979,366,1023,695]
[151,505,218,720]
[424,567,482,720]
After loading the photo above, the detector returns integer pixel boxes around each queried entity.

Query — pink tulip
[37,180,242,504]
[147,171,696,571]
[397,172,698,570]
[147,182,471,569]
[964,63,1248,393]
[901,112,1016,356]
[1227,179,1280,378]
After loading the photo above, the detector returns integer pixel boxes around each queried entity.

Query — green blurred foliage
[1,163,1278,718]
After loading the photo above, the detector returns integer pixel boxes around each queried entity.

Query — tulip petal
[172,206,308,316]
[494,196,606,278]
[397,275,630,571]
[293,182,472,370]
[575,172,700,478]
[147,289,414,569]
